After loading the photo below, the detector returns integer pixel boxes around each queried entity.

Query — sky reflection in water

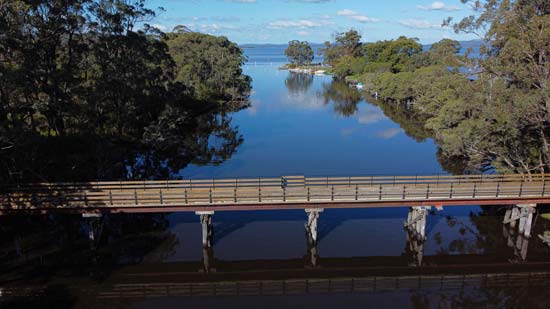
[183,62,442,179]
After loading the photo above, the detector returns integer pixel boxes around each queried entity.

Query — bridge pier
[503,223,530,262]
[404,206,430,240]
[200,246,216,273]
[196,211,214,248]
[305,209,323,244]
[503,204,536,238]
[404,226,425,267]
[82,213,104,242]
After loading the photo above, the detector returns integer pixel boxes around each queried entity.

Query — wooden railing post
[355,185,358,200]
[472,183,477,198]
[209,188,213,203]
[331,185,334,201]
[283,187,286,202]
[543,178,547,196]
[184,188,188,204]
[109,190,113,205]
[449,183,453,199]
[426,184,430,199]
[496,182,500,197]
[159,190,164,205]
[379,184,382,200]
[519,182,523,197]
[307,187,310,201]
[134,190,138,205]
[259,187,262,202]
[234,188,237,202]
[402,185,406,199]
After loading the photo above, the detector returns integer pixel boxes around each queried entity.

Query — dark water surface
[2,46,550,308]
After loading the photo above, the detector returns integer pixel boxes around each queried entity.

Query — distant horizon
[238,38,483,47]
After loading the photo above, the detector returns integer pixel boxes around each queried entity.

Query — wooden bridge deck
[1,174,550,214]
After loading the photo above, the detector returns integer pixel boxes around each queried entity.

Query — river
[1,45,550,308]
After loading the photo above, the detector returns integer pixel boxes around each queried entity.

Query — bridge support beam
[503,204,536,238]
[200,246,216,273]
[304,209,322,268]
[196,211,214,248]
[403,206,429,266]
[305,209,323,244]
[82,213,104,242]
[503,222,530,262]
[404,206,430,240]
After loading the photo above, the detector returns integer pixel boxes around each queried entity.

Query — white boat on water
[289,68,312,74]
[314,70,326,75]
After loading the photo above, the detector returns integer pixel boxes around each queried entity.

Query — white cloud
[376,128,401,139]
[358,109,385,125]
[151,24,168,31]
[399,19,445,29]
[337,9,380,23]
[297,30,310,36]
[266,19,332,29]
[417,1,460,11]
[187,23,240,33]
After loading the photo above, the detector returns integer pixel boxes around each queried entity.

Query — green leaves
[164,31,251,102]
[284,40,314,66]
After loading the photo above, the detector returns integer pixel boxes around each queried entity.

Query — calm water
[1,46,550,308]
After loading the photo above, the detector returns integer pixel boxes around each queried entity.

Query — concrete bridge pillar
[305,209,323,244]
[404,206,430,240]
[503,204,536,238]
[196,211,214,248]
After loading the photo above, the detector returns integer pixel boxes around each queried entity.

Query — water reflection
[2,205,550,307]
[0,103,247,184]
[320,81,361,116]
[285,73,313,96]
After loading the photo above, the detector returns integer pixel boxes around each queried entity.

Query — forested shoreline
[315,0,550,176]
[0,0,251,183]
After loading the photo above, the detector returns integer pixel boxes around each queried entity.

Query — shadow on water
[0,101,248,185]
[3,204,550,307]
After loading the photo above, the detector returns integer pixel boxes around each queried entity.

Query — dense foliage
[284,40,314,67]
[0,0,251,183]
[319,1,550,175]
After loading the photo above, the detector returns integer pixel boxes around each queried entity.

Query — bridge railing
[1,174,549,209]
[1,173,548,191]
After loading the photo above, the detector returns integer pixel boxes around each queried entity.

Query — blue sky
[147,0,478,44]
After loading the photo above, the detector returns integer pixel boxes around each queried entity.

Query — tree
[438,0,550,174]
[165,30,251,102]
[321,30,362,66]
[0,1,251,184]
[284,40,314,66]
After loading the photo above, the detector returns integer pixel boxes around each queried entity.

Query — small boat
[314,70,326,75]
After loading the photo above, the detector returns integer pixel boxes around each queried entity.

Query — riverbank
[278,63,332,75]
